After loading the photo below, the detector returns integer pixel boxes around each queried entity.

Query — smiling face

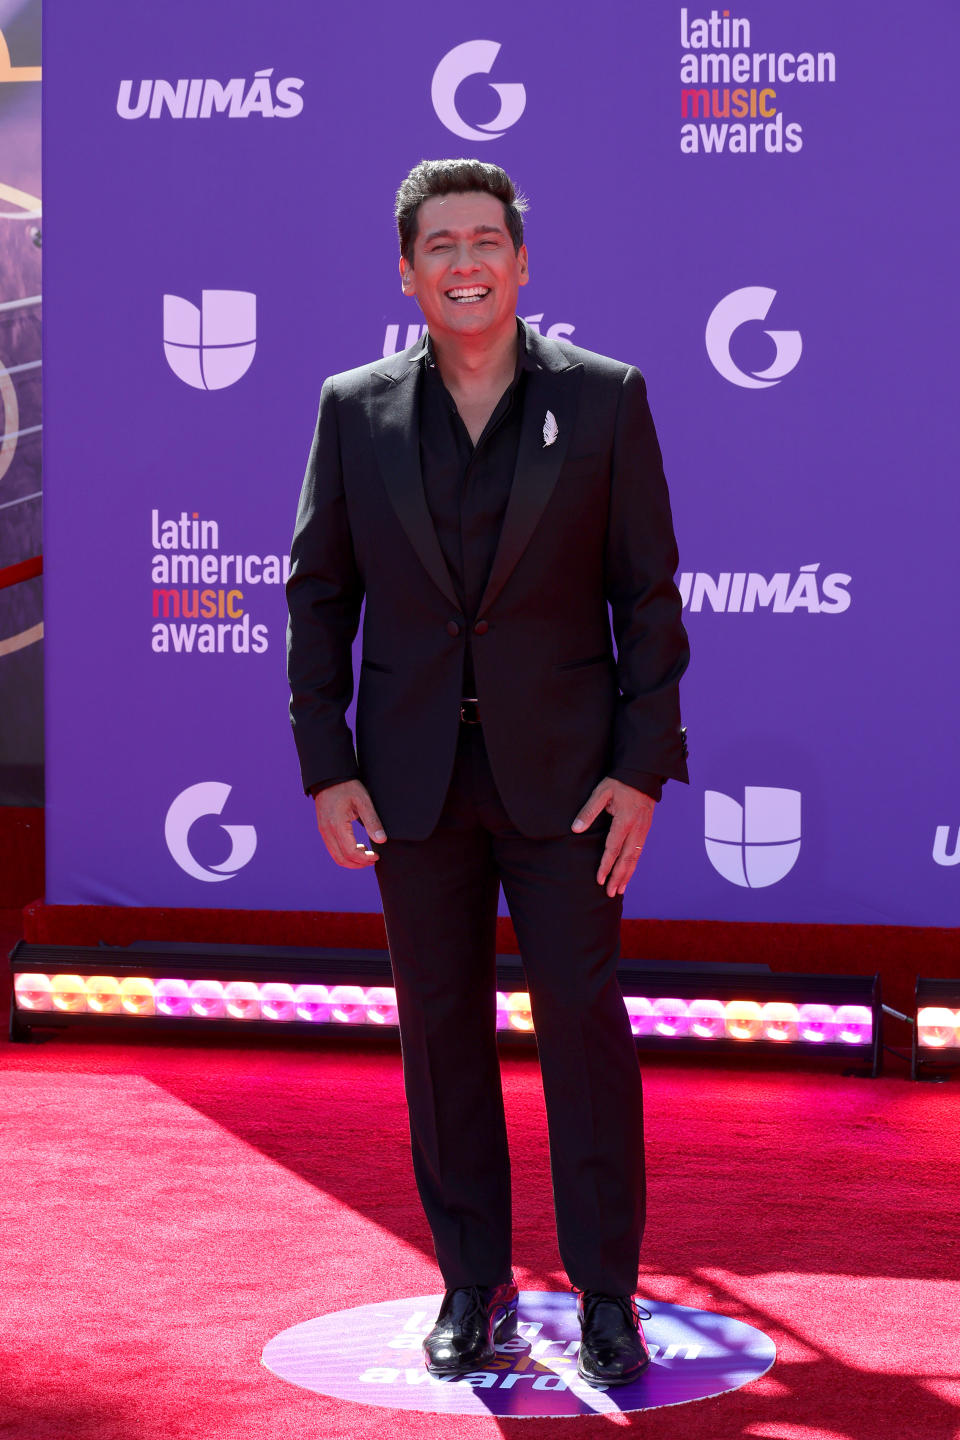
[400,190,528,345]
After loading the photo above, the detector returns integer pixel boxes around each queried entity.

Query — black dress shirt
[310,321,664,804]
[418,326,532,698]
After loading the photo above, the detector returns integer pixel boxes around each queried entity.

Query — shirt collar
[420,316,534,377]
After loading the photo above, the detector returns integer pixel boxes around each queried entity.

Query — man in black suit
[286,159,688,1386]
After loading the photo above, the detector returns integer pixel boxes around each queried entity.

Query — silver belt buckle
[459,697,481,725]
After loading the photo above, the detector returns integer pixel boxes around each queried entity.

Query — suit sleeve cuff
[608,769,664,803]
[307,775,358,798]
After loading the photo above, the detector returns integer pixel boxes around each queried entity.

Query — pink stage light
[688,998,726,1039]
[294,984,331,1023]
[652,997,690,1037]
[624,996,654,1036]
[51,975,88,1013]
[260,982,297,1022]
[329,985,367,1024]
[797,1003,837,1043]
[916,1007,960,1049]
[119,977,155,1015]
[224,980,261,1020]
[189,978,225,1018]
[155,978,191,1016]
[725,1000,763,1041]
[364,987,399,1025]
[761,1001,800,1043]
[835,1005,873,1045]
[14,974,53,1011]
[495,991,511,1030]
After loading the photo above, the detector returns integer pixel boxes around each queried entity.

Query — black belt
[459,697,481,725]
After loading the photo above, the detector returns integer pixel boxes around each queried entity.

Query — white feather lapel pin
[542,410,558,448]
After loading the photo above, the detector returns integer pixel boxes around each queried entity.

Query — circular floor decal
[262,1291,776,1417]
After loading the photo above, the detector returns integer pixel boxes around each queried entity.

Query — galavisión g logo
[431,40,525,141]
[164,782,257,883]
[705,287,801,389]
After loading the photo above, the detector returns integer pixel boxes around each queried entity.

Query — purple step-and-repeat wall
[43,1,958,924]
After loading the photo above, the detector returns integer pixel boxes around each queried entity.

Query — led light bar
[8,942,881,1072]
[617,964,879,1071]
[912,977,960,1080]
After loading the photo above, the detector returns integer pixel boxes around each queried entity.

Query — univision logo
[163,291,256,391]
[705,787,801,888]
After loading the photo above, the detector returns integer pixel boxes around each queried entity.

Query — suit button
[446,620,461,637]
[473,620,489,635]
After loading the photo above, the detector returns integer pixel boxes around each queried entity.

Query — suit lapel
[366,325,584,619]
[477,332,583,617]
[366,344,460,612]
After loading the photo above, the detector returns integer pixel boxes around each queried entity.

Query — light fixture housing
[8,942,881,1073]
[912,977,960,1080]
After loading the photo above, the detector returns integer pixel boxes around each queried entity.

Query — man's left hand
[571,778,656,898]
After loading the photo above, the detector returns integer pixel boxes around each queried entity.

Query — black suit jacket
[286,321,689,840]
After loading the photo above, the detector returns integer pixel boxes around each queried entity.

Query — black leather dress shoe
[576,1291,651,1386]
[423,1280,519,1375]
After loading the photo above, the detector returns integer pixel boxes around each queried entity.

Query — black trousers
[373,721,645,1295]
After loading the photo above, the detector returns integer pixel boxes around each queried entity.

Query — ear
[517,244,529,287]
[399,256,416,293]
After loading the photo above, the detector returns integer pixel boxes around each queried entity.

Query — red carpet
[1,976,959,1440]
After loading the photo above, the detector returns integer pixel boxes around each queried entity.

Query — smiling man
[286,159,689,1386]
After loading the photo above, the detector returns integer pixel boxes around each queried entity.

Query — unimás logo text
[164,782,257,883]
[705,787,801,888]
[163,291,256,391]
[382,311,574,358]
[679,565,850,614]
[706,287,801,389]
[431,40,525,140]
[933,827,960,867]
[117,69,304,119]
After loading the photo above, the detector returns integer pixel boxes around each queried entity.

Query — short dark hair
[395,159,527,264]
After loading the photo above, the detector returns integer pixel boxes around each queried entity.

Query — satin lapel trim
[477,361,583,617]
[366,365,460,612]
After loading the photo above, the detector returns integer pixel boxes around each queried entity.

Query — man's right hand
[313,780,387,869]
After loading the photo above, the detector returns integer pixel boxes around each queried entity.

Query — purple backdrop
[43,0,959,924]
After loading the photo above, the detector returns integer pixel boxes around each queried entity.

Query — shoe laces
[442,1284,488,1325]
[574,1288,652,1327]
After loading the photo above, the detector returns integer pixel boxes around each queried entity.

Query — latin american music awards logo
[261,1291,777,1418]
[431,40,526,140]
[163,291,256,391]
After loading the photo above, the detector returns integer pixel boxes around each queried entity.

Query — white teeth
[447,287,490,300]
